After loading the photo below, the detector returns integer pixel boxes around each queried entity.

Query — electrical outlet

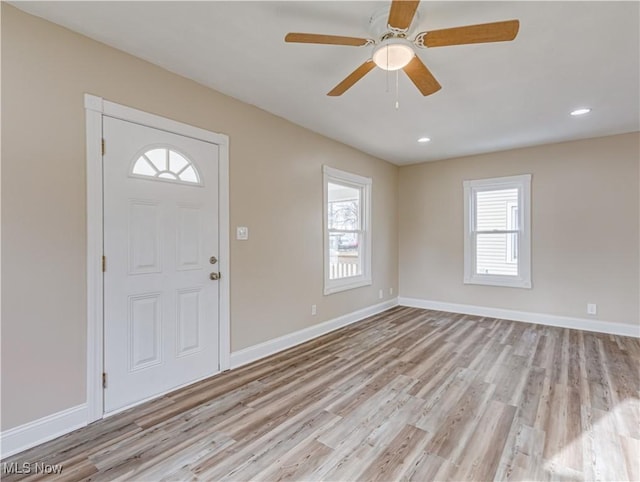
[587,303,597,315]
[389,287,393,295]
[378,289,383,300]
[311,304,317,316]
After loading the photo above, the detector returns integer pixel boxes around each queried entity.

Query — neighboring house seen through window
[323,166,372,295]
[464,174,531,288]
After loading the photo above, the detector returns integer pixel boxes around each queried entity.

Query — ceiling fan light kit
[372,38,415,71]
[284,0,519,97]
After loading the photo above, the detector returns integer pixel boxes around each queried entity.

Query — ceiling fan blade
[403,56,441,96]
[419,20,520,48]
[328,60,376,96]
[388,0,420,30]
[285,33,371,47]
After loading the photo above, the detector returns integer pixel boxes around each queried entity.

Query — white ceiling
[12,1,640,165]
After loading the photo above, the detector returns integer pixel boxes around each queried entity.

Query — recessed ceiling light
[418,137,431,143]
[570,108,592,116]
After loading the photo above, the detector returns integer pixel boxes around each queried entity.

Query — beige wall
[399,133,640,326]
[0,5,399,430]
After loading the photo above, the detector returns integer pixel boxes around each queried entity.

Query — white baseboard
[399,297,640,338]
[230,298,399,369]
[0,404,88,459]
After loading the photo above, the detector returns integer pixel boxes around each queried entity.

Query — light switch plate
[236,226,249,240]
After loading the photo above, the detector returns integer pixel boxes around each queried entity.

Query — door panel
[177,205,203,270]
[103,116,220,413]
[128,200,161,274]
[176,288,202,356]
[129,293,162,370]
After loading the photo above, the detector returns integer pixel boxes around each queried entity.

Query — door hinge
[102,256,106,272]
[102,372,107,389]
[101,138,106,156]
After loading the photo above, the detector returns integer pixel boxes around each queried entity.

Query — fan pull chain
[395,69,400,109]
[385,46,390,93]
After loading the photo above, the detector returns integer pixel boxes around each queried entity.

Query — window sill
[324,278,372,295]
[464,276,531,289]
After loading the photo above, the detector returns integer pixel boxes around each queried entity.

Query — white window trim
[463,174,532,289]
[323,165,372,295]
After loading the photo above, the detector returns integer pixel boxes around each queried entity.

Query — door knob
[210,272,221,281]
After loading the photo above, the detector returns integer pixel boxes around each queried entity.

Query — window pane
[328,183,360,230]
[132,158,157,176]
[169,151,189,173]
[145,148,167,171]
[506,204,518,262]
[158,172,177,179]
[476,233,519,276]
[179,165,199,183]
[476,188,518,231]
[329,232,361,280]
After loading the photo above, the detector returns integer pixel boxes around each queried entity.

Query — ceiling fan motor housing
[369,7,420,39]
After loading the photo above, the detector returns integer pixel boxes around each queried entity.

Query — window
[463,174,531,288]
[132,147,201,185]
[323,166,372,294]
[506,201,518,264]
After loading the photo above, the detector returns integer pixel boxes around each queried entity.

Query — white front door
[103,116,220,413]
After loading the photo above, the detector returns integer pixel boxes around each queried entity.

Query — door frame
[84,94,230,423]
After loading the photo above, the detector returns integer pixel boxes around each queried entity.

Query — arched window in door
[132,147,201,185]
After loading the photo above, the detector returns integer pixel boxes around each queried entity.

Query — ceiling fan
[285,0,519,97]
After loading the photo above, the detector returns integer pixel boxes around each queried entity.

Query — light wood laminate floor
[2,307,639,481]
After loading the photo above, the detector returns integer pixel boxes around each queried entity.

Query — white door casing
[85,95,230,421]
